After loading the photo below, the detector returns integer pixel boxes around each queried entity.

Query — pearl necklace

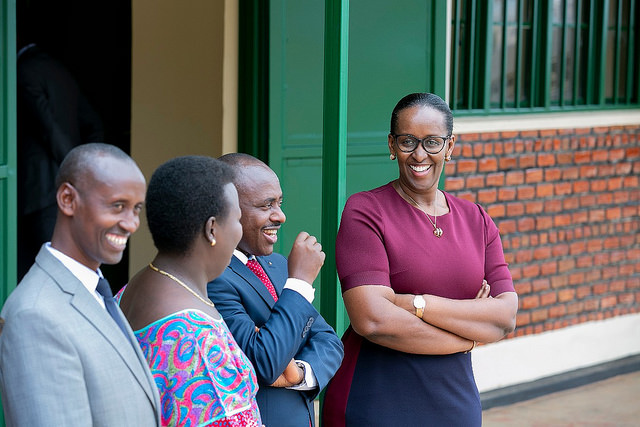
[396,184,443,238]
[148,262,216,308]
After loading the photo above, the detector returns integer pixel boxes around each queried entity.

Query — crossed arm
[343,282,517,355]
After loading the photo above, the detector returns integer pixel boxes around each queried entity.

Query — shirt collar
[46,243,103,292]
[234,249,250,265]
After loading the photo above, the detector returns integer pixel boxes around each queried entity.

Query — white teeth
[264,229,277,236]
[410,164,431,172]
[107,235,128,246]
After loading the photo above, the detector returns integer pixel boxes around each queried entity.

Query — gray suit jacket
[0,247,161,426]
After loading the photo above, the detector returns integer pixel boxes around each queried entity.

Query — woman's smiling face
[388,105,455,195]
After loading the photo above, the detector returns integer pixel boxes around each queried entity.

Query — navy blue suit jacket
[207,253,343,427]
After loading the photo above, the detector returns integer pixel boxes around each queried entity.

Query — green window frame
[450,0,639,114]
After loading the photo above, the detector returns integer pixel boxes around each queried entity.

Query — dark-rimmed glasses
[391,134,451,154]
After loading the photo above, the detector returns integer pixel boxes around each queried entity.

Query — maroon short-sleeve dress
[322,183,515,427]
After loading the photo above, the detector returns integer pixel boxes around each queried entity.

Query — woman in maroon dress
[322,93,518,426]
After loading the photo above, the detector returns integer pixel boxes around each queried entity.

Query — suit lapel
[36,249,160,412]
[229,256,278,308]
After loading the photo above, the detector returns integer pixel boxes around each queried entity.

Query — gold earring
[445,156,451,162]
[390,153,396,160]
[210,238,216,247]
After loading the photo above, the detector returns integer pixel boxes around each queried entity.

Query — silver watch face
[414,296,425,308]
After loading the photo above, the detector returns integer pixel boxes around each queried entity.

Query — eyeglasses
[391,134,451,154]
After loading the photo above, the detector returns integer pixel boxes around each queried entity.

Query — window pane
[564,27,575,102]
[491,25,504,106]
[506,26,517,106]
[551,27,563,104]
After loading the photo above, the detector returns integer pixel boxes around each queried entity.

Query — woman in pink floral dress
[117,156,261,427]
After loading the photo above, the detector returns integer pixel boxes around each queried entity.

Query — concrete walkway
[482,370,640,426]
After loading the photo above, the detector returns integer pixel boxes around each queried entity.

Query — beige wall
[129,0,238,275]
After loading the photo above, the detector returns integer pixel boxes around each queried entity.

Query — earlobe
[206,217,217,247]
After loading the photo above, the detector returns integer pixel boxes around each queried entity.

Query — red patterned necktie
[246,258,279,302]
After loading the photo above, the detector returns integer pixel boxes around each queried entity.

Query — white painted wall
[472,313,640,392]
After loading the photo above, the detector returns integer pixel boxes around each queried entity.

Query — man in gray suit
[0,143,161,426]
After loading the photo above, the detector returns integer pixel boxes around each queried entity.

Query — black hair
[389,92,453,135]
[146,155,235,255]
[55,143,132,189]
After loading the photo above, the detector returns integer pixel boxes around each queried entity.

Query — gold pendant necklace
[396,184,443,238]
[148,262,216,308]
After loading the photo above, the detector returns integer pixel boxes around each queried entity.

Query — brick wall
[445,125,640,338]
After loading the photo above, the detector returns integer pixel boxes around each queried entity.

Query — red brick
[481,132,501,141]
[570,271,586,284]
[590,179,608,192]
[545,199,562,212]
[478,189,498,204]
[589,209,606,222]
[537,153,556,167]
[597,193,613,204]
[524,169,542,183]
[610,148,625,162]
[518,217,535,232]
[522,263,541,277]
[531,309,549,322]
[516,249,533,263]
[601,295,618,308]
[549,305,567,318]
[558,288,576,302]
[486,204,505,218]
[457,159,477,173]
[535,216,552,230]
[573,180,590,193]
[445,177,465,191]
[498,157,517,170]
[562,196,580,210]
[466,175,485,188]
[553,244,570,256]
[517,186,536,200]
[519,154,536,168]
[626,146,640,158]
[558,258,576,272]
[526,200,544,214]
[555,182,572,195]
[557,152,573,164]
[506,171,524,185]
[544,168,562,181]
[562,167,579,180]
[498,219,517,234]
[486,172,505,186]
[533,247,552,260]
[479,157,498,172]
[540,292,557,306]
[541,261,558,275]
[516,312,531,326]
[498,187,517,201]
[623,175,639,188]
[572,211,588,224]
[606,207,622,220]
[574,151,592,163]
[473,144,485,157]
[536,183,554,198]
[592,149,608,162]
[576,285,592,299]
[554,214,572,227]
[506,202,525,217]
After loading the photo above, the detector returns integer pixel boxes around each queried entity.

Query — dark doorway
[17,0,132,289]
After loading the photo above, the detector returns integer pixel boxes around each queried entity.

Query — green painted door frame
[1,0,17,304]
[320,0,349,333]
[1,0,17,425]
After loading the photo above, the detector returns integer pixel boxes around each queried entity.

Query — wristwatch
[413,295,426,318]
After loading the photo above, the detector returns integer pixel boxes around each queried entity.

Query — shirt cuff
[285,360,318,391]
[283,278,315,303]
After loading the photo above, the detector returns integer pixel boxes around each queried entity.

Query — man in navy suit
[208,153,343,427]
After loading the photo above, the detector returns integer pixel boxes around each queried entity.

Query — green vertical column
[320,0,348,333]
[1,0,17,424]
[1,0,17,301]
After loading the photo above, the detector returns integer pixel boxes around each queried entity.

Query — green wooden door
[267,0,447,335]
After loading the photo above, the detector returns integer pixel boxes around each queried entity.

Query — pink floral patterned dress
[116,289,262,427]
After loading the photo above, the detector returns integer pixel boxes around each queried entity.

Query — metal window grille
[450,0,639,114]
